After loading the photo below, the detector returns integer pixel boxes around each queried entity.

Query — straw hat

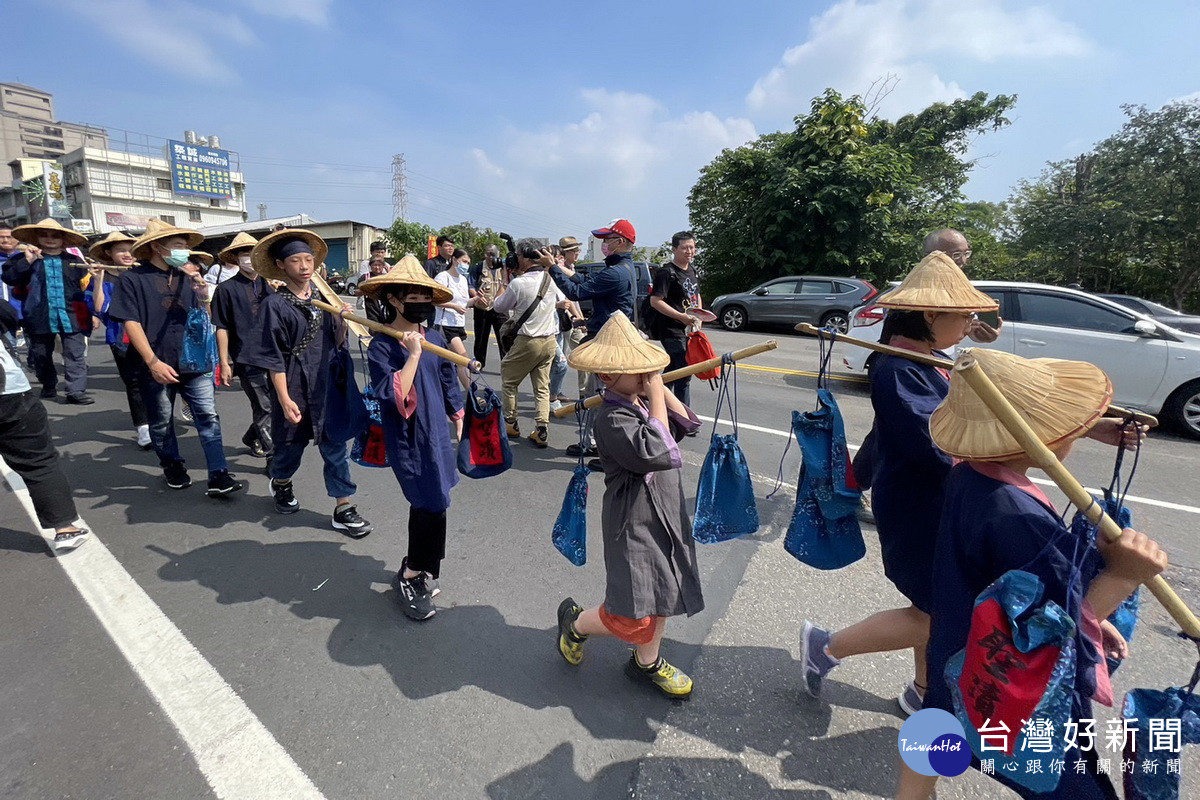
[88,230,137,262]
[12,218,88,249]
[131,217,204,260]
[250,228,329,282]
[930,349,1113,462]
[218,232,259,265]
[188,250,214,267]
[875,251,999,312]
[567,312,670,375]
[357,254,452,303]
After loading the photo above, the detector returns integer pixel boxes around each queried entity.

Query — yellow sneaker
[626,653,693,698]
[506,419,520,438]
[527,425,549,448]
[556,598,586,665]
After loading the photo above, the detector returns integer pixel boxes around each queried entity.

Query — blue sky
[9,0,1199,248]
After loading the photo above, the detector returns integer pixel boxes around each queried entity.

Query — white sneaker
[550,400,563,412]
[136,424,152,448]
[52,528,89,553]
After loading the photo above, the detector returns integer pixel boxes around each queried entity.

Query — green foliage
[384,219,505,264]
[688,88,1016,296]
[1008,100,1200,311]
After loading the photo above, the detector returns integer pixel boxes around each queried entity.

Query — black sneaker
[332,503,372,538]
[39,386,57,399]
[206,471,244,497]
[248,442,272,459]
[163,461,191,489]
[52,527,90,553]
[587,458,604,473]
[392,558,436,620]
[65,393,95,405]
[566,443,598,458]
[272,480,299,514]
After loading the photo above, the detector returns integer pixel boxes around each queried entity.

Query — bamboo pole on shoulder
[312,272,371,340]
[795,323,1158,428]
[310,298,478,370]
[551,339,778,419]
[952,352,1200,639]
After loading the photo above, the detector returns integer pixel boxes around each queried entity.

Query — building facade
[0,83,108,165]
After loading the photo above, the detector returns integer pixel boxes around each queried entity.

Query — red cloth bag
[686,331,720,381]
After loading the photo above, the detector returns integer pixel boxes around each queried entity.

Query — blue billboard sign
[168,139,232,198]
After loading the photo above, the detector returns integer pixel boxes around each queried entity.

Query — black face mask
[400,302,433,324]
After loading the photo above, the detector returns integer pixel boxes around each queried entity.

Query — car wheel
[721,306,747,331]
[1163,379,1200,440]
[819,311,850,333]
[346,281,358,297]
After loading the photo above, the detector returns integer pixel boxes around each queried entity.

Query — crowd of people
[0,214,1172,799]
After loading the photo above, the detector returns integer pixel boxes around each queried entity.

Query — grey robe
[594,396,705,619]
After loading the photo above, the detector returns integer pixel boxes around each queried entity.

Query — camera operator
[470,243,509,367]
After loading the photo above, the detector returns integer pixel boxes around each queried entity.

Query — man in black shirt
[423,235,455,325]
[212,232,275,458]
[649,230,703,405]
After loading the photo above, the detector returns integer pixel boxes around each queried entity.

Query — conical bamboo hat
[13,217,88,249]
[567,312,670,374]
[130,217,204,260]
[356,255,452,303]
[875,251,999,312]
[88,230,137,261]
[930,349,1112,462]
[250,228,328,282]
[218,231,259,264]
[188,250,214,267]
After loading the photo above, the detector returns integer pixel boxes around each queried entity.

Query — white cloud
[748,0,1093,120]
[468,89,756,243]
[55,0,256,83]
[239,0,331,25]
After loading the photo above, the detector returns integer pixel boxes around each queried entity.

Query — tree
[688,88,1015,296]
[1007,100,1200,311]
[385,219,436,259]
[384,219,506,265]
[436,221,505,264]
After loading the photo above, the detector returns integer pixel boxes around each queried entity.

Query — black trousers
[111,345,149,427]
[407,507,447,578]
[473,308,507,366]
[29,331,88,396]
[658,335,691,406]
[0,391,77,528]
[238,366,274,454]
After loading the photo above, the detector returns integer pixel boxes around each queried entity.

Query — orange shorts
[598,606,657,645]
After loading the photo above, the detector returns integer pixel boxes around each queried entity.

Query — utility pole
[391,153,408,222]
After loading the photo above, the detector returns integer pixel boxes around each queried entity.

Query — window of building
[156,178,172,190]
[209,198,221,207]
[160,215,176,225]
[189,209,202,222]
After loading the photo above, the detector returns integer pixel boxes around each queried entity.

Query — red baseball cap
[591,218,636,244]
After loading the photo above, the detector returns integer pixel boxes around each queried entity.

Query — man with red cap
[543,218,640,467]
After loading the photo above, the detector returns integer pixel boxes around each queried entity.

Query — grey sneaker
[52,527,90,553]
[800,621,840,698]
[898,681,925,717]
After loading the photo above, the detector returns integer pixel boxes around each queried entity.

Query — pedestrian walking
[649,231,703,407]
[554,313,704,698]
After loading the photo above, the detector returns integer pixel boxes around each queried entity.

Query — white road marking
[0,460,327,800]
[695,414,1200,516]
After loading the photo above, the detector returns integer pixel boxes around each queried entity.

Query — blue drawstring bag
[457,381,512,478]
[1122,685,1200,800]
[350,384,388,467]
[781,388,865,569]
[694,357,758,543]
[324,348,370,442]
[551,406,590,565]
[946,529,1091,794]
[178,307,216,374]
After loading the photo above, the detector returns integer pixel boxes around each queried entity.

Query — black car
[1099,294,1200,334]
[710,276,878,333]
[570,260,655,318]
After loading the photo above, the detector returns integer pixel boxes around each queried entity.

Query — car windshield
[1140,299,1184,316]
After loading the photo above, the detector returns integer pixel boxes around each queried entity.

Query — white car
[838,282,1200,439]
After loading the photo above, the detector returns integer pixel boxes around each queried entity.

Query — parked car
[571,260,654,318]
[1099,294,1200,334]
[839,282,1200,439]
[709,276,878,333]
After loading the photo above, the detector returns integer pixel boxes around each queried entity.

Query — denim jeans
[140,371,229,477]
[659,335,691,407]
[548,332,569,399]
[270,438,356,499]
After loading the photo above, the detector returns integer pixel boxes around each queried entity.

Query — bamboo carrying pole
[550,339,779,419]
[795,323,1158,428]
[952,353,1200,639]
[310,298,479,370]
[312,272,371,340]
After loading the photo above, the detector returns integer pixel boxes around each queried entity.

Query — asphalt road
[2,317,1198,799]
